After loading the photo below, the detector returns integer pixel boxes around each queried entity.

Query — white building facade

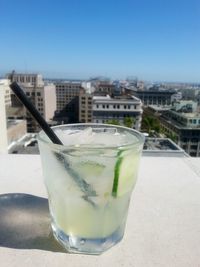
[0,79,11,106]
[92,95,143,130]
[23,83,56,132]
[0,86,8,153]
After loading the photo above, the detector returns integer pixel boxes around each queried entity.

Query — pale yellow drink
[38,124,144,254]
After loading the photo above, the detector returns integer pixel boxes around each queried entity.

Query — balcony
[0,153,200,266]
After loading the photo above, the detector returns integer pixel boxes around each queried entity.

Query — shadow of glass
[0,193,65,253]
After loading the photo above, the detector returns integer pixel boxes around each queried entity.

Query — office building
[131,90,175,106]
[7,72,44,87]
[159,106,200,157]
[94,81,115,96]
[79,93,93,123]
[92,95,143,130]
[55,81,83,112]
[7,72,56,132]
[24,83,56,132]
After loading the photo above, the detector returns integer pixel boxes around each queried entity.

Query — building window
[103,105,105,108]
[124,105,127,109]
[107,105,109,108]
[96,104,99,108]
[193,119,197,124]
[113,105,116,109]
[37,92,41,96]
[117,105,120,109]
[128,105,130,109]
[26,92,30,96]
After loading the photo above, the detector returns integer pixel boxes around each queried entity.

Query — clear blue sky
[1,0,200,82]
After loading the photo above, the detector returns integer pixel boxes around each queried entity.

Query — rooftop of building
[143,137,187,157]
[7,119,25,129]
[8,133,39,154]
[148,105,172,111]
[0,154,200,266]
[0,79,10,85]
[6,106,25,117]
[132,89,175,95]
[55,81,82,84]
[7,73,42,77]
[93,95,141,102]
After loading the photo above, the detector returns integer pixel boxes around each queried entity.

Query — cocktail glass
[37,123,144,254]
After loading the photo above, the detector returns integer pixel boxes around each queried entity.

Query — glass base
[51,222,124,255]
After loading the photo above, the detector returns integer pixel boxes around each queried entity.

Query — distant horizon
[1,69,200,85]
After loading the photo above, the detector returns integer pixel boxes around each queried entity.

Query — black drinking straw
[10,82,97,204]
[10,82,63,145]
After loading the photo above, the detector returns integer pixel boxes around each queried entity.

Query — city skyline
[1,0,200,82]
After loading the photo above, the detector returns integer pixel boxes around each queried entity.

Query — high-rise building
[79,93,93,123]
[7,72,44,87]
[55,81,83,112]
[130,90,175,106]
[23,83,56,132]
[7,72,56,132]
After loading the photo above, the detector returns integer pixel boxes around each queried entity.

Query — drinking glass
[37,123,144,254]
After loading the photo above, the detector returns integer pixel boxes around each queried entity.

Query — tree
[123,117,135,128]
[142,115,161,135]
[106,119,120,125]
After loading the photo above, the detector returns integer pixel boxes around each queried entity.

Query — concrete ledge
[0,154,200,267]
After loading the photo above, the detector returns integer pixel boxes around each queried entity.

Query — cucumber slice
[112,151,139,197]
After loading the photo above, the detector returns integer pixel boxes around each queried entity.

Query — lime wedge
[112,151,139,197]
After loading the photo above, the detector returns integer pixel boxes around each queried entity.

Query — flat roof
[144,138,182,151]
[7,119,25,129]
[8,133,39,155]
[148,105,172,111]
[93,95,141,102]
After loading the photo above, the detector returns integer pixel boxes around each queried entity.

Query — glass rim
[37,123,145,150]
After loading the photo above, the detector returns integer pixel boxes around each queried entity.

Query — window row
[26,92,41,96]
[95,104,137,109]
[189,119,200,124]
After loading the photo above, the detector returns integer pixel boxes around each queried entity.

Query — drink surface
[38,125,143,252]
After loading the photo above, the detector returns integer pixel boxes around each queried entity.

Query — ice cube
[54,127,94,146]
